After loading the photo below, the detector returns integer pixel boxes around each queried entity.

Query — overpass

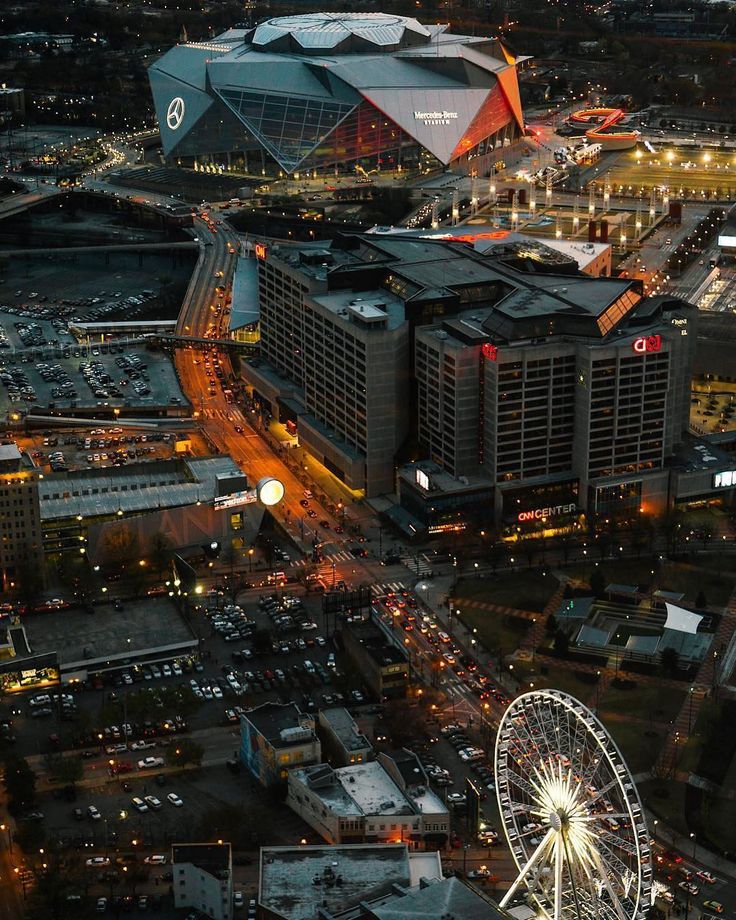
[151,332,258,352]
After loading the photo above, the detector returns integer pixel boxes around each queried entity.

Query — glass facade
[218,88,357,172]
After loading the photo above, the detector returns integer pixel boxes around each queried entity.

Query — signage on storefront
[714,470,736,489]
[414,110,458,126]
[632,335,661,354]
[482,342,498,361]
[428,522,466,534]
[213,490,258,511]
[254,242,268,260]
[517,502,577,523]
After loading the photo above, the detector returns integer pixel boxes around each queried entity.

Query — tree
[589,569,606,597]
[545,614,558,636]
[148,531,173,579]
[661,647,680,675]
[166,739,204,768]
[553,631,570,656]
[49,755,83,787]
[3,753,36,815]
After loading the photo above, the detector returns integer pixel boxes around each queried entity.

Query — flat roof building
[258,844,442,920]
[39,455,263,566]
[286,759,449,846]
[240,702,321,787]
[172,843,233,920]
[318,707,373,766]
[339,620,409,700]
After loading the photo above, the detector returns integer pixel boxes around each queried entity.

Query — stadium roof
[149,13,524,172]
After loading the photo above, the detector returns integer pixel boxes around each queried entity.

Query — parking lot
[0,250,191,416]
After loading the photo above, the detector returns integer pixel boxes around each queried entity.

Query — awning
[664,602,703,635]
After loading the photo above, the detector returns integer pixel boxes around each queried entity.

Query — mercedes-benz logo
[166,97,185,131]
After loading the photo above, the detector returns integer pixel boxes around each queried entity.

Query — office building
[286,759,449,845]
[239,702,321,787]
[149,13,524,176]
[172,843,233,920]
[247,230,723,530]
[0,444,43,592]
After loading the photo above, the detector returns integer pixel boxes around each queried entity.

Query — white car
[212,686,223,700]
[233,892,244,909]
[86,856,110,867]
[144,855,167,865]
[137,756,164,770]
[696,870,716,884]
[88,805,102,821]
[167,793,184,807]
[162,664,172,678]
[447,793,466,806]
[144,795,162,810]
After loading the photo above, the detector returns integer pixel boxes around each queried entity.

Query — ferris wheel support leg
[588,843,629,920]
[554,838,563,920]
[499,829,555,909]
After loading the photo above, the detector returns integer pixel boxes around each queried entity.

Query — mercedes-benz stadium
[148,12,525,177]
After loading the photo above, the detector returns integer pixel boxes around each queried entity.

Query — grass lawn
[457,605,532,659]
[600,684,686,726]
[604,717,663,775]
[454,570,559,613]
[565,557,736,607]
[507,659,599,701]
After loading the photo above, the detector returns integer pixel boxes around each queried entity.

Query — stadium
[148,12,525,177]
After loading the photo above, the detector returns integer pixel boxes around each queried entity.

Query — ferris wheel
[494,689,652,920]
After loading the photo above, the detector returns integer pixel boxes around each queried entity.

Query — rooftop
[39,456,246,521]
[244,702,316,748]
[21,597,196,671]
[172,843,231,875]
[344,620,408,668]
[319,707,373,753]
[336,761,414,816]
[369,876,507,920]
[259,844,412,920]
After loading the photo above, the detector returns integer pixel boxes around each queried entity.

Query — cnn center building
[148,12,525,177]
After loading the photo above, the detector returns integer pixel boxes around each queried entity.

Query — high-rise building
[245,232,721,531]
[0,445,43,591]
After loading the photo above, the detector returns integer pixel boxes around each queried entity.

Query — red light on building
[632,335,661,354]
[254,242,268,260]
[482,343,498,361]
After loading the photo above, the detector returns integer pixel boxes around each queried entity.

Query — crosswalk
[293,550,355,567]
[401,553,433,577]
[372,581,407,598]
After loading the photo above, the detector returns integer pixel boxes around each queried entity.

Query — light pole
[688,686,695,735]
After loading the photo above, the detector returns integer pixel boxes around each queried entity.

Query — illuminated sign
[414,110,458,126]
[714,471,736,489]
[213,490,258,511]
[671,318,687,327]
[166,97,185,131]
[416,468,430,491]
[482,342,498,361]
[254,242,268,260]
[518,503,577,523]
[632,335,661,354]
[428,522,466,534]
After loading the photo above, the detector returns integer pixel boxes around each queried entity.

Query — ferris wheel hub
[548,810,563,832]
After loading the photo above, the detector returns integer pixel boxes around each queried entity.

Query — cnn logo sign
[632,335,661,354]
